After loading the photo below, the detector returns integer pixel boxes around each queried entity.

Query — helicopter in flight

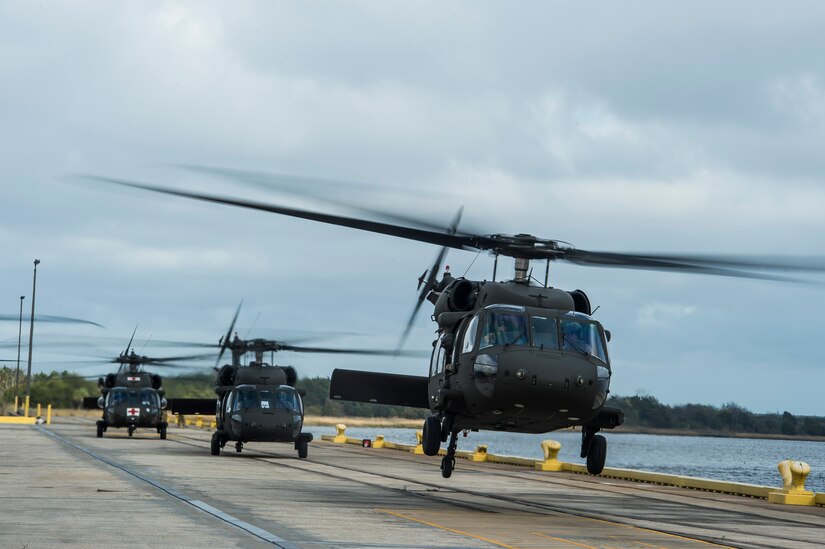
[166,303,427,459]
[90,169,825,477]
[85,330,212,439]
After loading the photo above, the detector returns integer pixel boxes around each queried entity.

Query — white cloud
[636,302,698,330]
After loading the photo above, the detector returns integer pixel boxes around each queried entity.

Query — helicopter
[167,303,427,459]
[85,330,212,439]
[89,170,825,477]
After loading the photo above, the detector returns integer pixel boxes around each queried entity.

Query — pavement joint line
[36,426,301,549]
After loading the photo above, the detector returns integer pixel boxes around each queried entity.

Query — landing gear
[587,435,607,475]
[294,433,313,459]
[440,429,458,478]
[581,426,607,475]
[128,425,136,437]
[96,420,106,438]
[158,422,167,440]
[422,415,442,456]
[235,441,243,453]
[211,432,222,455]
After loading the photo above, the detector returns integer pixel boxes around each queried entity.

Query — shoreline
[29,410,825,442]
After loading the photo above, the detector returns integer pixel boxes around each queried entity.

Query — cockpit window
[232,386,302,413]
[233,387,259,411]
[140,389,159,407]
[530,316,559,350]
[108,388,127,406]
[461,316,479,354]
[479,312,528,349]
[561,317,608,363]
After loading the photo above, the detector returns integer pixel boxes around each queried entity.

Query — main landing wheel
[422,415,441,456]
[586,434,607,475]
[96,421,105,438]
[159,423,167,440]
[297,438,308,459]
[210,432,222,456]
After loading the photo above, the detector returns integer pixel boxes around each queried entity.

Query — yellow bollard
[332,423,348,443]
[210,418,217,429]
[471,444,489,462]
[413,431,425,454]
[46,404,52,425]
[373,435,385,449]
[24,396,30,417]
[536,439,563,471]
[196,416,204,428]
[768,460,816,505]
[36,403,41,418]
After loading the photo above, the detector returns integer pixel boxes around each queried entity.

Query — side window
[461,316,479,354]
[226,392,234,414]
[434,343,445,375]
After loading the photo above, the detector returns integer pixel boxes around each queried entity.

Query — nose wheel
[235,441,243,453]
[128,425,136,437]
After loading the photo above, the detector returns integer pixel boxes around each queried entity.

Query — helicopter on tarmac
[85,330,212,439]
[90,170,825,477]
[167,303,427,459]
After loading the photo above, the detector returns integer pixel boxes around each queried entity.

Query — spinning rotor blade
[276,343,428,358]
[216,300,242,367]
[0,314,102,327]
[398,207,463,351]
[85,175,825,282]
[176,164,454,232]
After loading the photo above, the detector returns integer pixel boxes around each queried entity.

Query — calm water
[308,426,825,493]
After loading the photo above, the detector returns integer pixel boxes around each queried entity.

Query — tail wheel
[586,434,607,475]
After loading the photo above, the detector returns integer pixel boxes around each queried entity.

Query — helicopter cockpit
[107,388,161,408]
[456,306,609,364]
[228,385,303,413]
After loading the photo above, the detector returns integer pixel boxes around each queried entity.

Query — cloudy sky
[2,2,825,415]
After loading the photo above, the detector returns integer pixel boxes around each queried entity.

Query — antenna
[545,259,550,287]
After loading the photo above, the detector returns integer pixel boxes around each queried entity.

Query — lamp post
[15,295,24,412]
[24,259,40,413]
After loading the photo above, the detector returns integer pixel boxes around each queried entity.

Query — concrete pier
[2,419,824,548]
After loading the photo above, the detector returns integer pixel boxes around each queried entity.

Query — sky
[2,1,825,415]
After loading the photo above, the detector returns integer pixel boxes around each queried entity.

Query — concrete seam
[36,426,300,549]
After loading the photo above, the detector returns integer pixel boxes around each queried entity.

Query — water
[308,426,825,493]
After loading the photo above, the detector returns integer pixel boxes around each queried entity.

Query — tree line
[2,367,824,436]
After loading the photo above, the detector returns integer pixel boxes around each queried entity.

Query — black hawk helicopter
[167,303,427,459]
[89,170,825,477]
[85,330,212,439]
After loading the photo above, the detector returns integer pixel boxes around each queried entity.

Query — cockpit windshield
[232,386,302,413]
[560,316,608,363]
[479,312,529,349]
[471,308,608,363]
[140,389,159,408]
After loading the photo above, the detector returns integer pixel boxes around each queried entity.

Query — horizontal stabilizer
[82,396,99,410]
[330,369,429,409]
[167,398,217,415]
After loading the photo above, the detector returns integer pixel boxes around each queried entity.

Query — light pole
[15,295,24,412]
[24,259,40,414]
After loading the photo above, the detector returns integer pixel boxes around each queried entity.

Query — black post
[15,295,24,409]
[24,259,40,402]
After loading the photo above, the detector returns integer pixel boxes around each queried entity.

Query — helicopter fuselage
[94,371,168,438]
